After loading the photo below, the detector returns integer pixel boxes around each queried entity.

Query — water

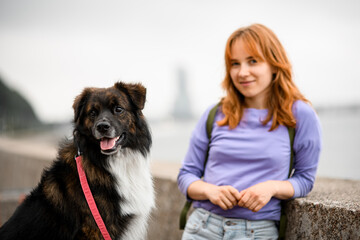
[315,108,360,180]
[150,107,360,181]
[5,107,358,181]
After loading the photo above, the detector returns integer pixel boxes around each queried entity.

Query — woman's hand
[237,181,275,212]
[188,180,294,212]
[187,180,241,210]
[206,185,241,210]
[237,180,295,212]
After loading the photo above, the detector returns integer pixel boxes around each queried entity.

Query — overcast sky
[0,0,359,123]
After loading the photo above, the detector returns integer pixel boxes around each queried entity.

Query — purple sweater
[177,100,322,221]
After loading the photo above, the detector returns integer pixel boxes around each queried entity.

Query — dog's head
[72,82,148,155]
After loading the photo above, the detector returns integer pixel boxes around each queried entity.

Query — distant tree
[0,76,41,132]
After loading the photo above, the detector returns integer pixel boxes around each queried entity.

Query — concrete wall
[148,177,360,240]
[284,178,360,239]
[0,150,52,223]
[0,146,359,239]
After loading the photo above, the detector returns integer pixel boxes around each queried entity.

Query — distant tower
[172,68,193,120]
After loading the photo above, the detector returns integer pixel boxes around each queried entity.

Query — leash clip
[75,148,82,160]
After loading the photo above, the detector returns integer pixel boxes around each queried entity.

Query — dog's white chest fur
[108,149,155,240]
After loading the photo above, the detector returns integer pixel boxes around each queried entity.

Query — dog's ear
[72,88,92,123]
[114,82,146,110]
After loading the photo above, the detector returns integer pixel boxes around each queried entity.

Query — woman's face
[229,38,274,109]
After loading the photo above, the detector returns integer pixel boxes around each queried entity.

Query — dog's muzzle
[94,121,126,155]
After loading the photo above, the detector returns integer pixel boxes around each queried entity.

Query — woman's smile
[239,80,256,86]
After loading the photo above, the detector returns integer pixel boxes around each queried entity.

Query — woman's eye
[231,62,240,66]
[115,106,124,114]
[249,59,257,64]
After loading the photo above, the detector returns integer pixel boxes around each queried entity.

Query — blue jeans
[182,208,279,240]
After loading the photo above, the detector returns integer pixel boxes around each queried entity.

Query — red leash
[75,155,112,240]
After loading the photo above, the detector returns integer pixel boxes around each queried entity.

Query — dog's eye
[114,106,124,114]
[89,110,97,119]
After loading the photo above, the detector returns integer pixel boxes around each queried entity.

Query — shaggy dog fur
[0,82,154,240]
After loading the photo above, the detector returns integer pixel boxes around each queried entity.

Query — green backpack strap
[179,200,192,229]
[204,102,221,165]
[278,126,295,240]
[287,127,295,177]
[179,103,220,230]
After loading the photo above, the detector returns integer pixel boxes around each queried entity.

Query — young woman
[177,24,322,239]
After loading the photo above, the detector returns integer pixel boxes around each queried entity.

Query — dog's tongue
[100,137,117,150]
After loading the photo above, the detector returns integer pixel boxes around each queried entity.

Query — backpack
[179,103,295,240]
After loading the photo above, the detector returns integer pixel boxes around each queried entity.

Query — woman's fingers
[247,199,260,212]
[208,185,241,210]
[219,195,234,210]
[223,187,239,206]
[237,191,249,207]
[237,182,273,212]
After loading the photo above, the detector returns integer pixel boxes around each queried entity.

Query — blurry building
[172,68,193,120]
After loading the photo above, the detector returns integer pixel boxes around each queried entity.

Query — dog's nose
[96,122,110,133]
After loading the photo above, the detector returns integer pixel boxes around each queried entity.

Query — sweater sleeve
[177,104,216,199]
[288,101,322,198]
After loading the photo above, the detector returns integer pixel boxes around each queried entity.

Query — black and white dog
[0,82,155,240]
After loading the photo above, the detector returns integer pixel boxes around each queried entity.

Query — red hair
[218,24,309,130]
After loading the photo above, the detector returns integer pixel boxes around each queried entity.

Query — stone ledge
[148,176,360,240]
[285,178,360,240]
